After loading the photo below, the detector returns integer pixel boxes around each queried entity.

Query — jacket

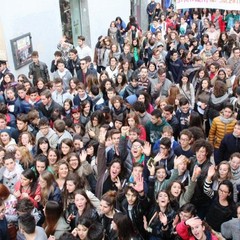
[28,61,50,85]
[219,133,240,162]
[208,116,236,148]
[221,218,240,240]
[36,128,58,149]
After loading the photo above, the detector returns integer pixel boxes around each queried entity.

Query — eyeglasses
[160,146,167,150]
[218,188,229,194]
[132,145,142,149]
[39,126,49,130]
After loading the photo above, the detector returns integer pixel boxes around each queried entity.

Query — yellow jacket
[208,116,237,149]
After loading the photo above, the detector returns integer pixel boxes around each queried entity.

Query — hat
[102,106,110,113]
[71,106,80,113]
[126,95,137,105]
[211,47,218,55]
[157,42,164,47]
[236,86,240,95]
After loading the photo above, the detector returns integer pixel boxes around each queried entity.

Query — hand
[207,165,216,179]
[172,214,180,228]
[174,155,185,169]
[21,193,29,198]
[132,176,144,193]
[148,164,155,176]
[155,97,161,105]
[71,228,78,237]
[14,190,21,198]
[154,152,165,163]
[159,212,168,226]
[114,176,122,190]
[143,216,148,230]
[98,128,107,144]
[191,165,201,182]
[80,150,87,162]
[121,126,130,137]
[142,141,151,157]
[48,236,55,240]
[67,213,75,223]
[88,129,95,138]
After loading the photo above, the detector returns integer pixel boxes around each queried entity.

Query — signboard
[10,33,33,70]
[176,0,240,10]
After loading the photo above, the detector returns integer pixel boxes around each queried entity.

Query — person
[18,213,47,240]
[145,109,170,146]
[221,203,240,240]
[86,221,105,240]
[71,217,92,240]
[112,212,137,240]
[204,179,236,232]
[0,199,10,240]
[75,35,92,60]
[208,103,237,165]
[147,0,157,25]
[218,121,240,162]
[185,217,218,240]
[67,49,81,80]
[52,59,73,91]
[43,201,70,239]
[189,139,213,219]
[38,89,64,121]
[28,51,50,86]
[54,119,73,145]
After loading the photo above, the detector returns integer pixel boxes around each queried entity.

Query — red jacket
[211,14,225,32]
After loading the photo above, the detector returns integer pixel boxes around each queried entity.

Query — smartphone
[147,157,155,168]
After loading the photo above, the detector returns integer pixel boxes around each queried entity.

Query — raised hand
[174,155,185,169]
[132,176,144,193]
[114,176,122,190]
[207,165,216,180]
[159,212,168,226]
[154,152,165,164]
[148,164,155,176]
[192,165,202,182]
[98,128,107,144]
[142,141,151,157]
[121,126,130,137]
[79,150,87,162]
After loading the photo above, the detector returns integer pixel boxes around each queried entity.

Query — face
[48,151,58,165]
[181,76,188,84]
[125,190,137,206]
[110,58,117,66]
[20,175,31,187]
[151,115,161,125]
[191,224,205,240]
[218,184,230,201]
[179,211,192,222]
[4,158,16,172]
[180,104,190,114]
[113,100,121,110]
[41,96,51,106]
[39,176,47,188]
[69,156,79,169]
[37,81,44,89]
[70,80,77,89]
[107,91,115,100]
[6,90,15,100]
[156,168,167,182]
[110,162,121,179]
[123,46,130,54]
[58,164,69,178]
[172,53,178,61]
[61,143,71,156]
[218,164,229,179]
[36,161,46,174]
[78,89,85,98]
[138,94,145,103]
[0,119,6,130]
[233,124,240,137]
[17,120,27,131]
[149,64,156,72]
[132,166,143,180]
[157,191,170,207]
[83,103,90,113]
[4,75,11,83]
[171,182,182,198]
[39,125,49,136]
[39,142,48,153]
[222,107,233,119]
[29,92,38,102]
[178,162,187,175]
[201,80,208,89]
[112,133,120,146]
[196,147,207,164]
[75,194,87,211]
[18,90,26,100]
[69,52,77,60]
[76,224,89,240]
[66,180,76,193]
[78,39,83,47]
[140,69,148,79]
[80,61,87,70]
[105,81,112,90]
[179,134,190,148]
[230,156,240,170]
[129,131,138,142]
[114,120,123,130]
[64,101,71,111]
[100,200,112,215]
[163,111,172,121]
[117,75,123,84]
[15,150,22,161]
[128,117,135,127]
[0,132,10,144]
[131,142,142,158]
[73,139,83,151]
[92,117,98,127]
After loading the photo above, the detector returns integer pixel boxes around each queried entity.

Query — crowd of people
[0,2,240,240]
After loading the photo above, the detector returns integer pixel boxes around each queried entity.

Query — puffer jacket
[208,115,237,148]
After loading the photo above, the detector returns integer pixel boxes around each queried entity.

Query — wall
[0,0,62,77]
[87,0,131,48]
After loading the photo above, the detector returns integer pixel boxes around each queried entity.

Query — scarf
[211,92,228,105]
[219,115,234,124]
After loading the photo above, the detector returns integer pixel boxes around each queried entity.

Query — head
[192,139,213,164]
[100,190,117,215]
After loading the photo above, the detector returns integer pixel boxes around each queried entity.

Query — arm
[208,119,217,146]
